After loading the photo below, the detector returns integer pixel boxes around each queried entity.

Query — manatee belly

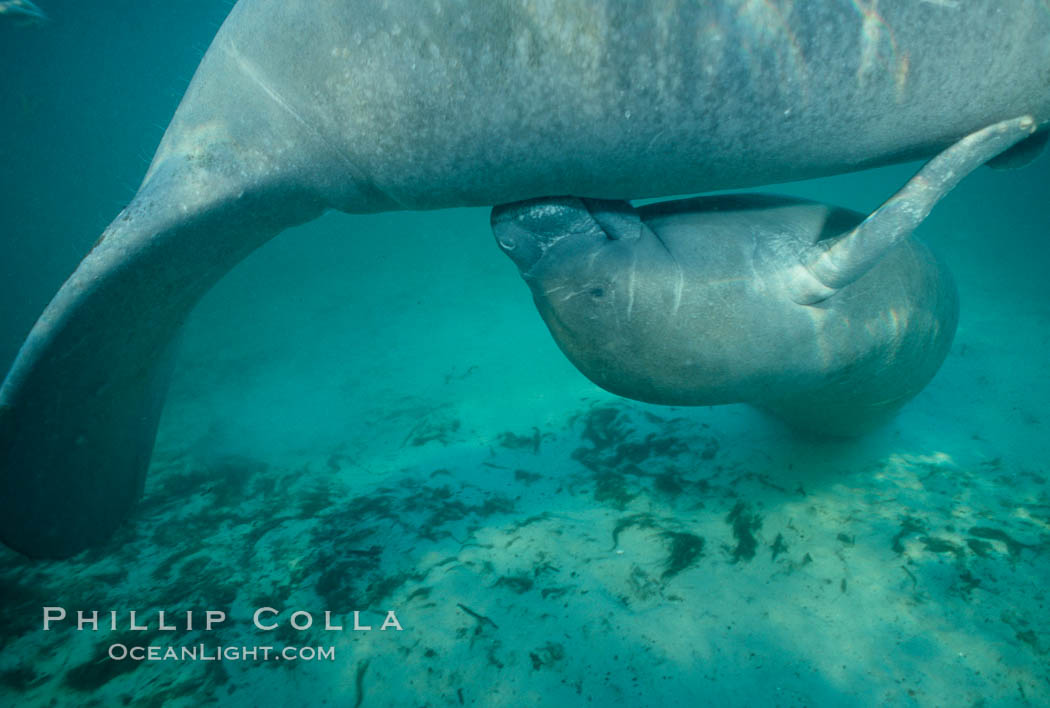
[534,199,958,436]
[759,239,958,435]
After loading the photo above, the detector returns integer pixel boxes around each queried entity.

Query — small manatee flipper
[987,130,1048,169]
[789,116,1037,305]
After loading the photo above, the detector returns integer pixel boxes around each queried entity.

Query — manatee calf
[2,1,1049,558]
[493,118,1035,436]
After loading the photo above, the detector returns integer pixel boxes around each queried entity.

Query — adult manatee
[2,1,1048,558]
[492,118,1033,436]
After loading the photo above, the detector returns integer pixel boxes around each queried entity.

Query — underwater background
[1,1,1048,706]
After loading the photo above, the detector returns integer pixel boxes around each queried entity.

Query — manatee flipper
[0,1,359,558]
[0,159,323,558]
[987,130,1048,169]
[789,116,1037,304]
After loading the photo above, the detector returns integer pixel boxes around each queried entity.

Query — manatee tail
[789,115,1037,305]
[0,159,323,558]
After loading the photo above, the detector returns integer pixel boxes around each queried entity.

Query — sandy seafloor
[1,4,1049,708]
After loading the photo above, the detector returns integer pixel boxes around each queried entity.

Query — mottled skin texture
[2,0,1049,557]
[494,194,958,436]
[154,0,1050,211]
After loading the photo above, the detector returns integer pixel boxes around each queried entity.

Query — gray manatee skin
[2,0,1050,557]
[493,195,957,436]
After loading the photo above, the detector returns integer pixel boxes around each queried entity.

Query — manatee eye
[589,287,605,298]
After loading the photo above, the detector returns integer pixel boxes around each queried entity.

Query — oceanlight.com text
[107,644,335,662]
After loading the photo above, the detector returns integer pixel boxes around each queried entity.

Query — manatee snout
[492,197,642,275]
[492,197,583,273]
